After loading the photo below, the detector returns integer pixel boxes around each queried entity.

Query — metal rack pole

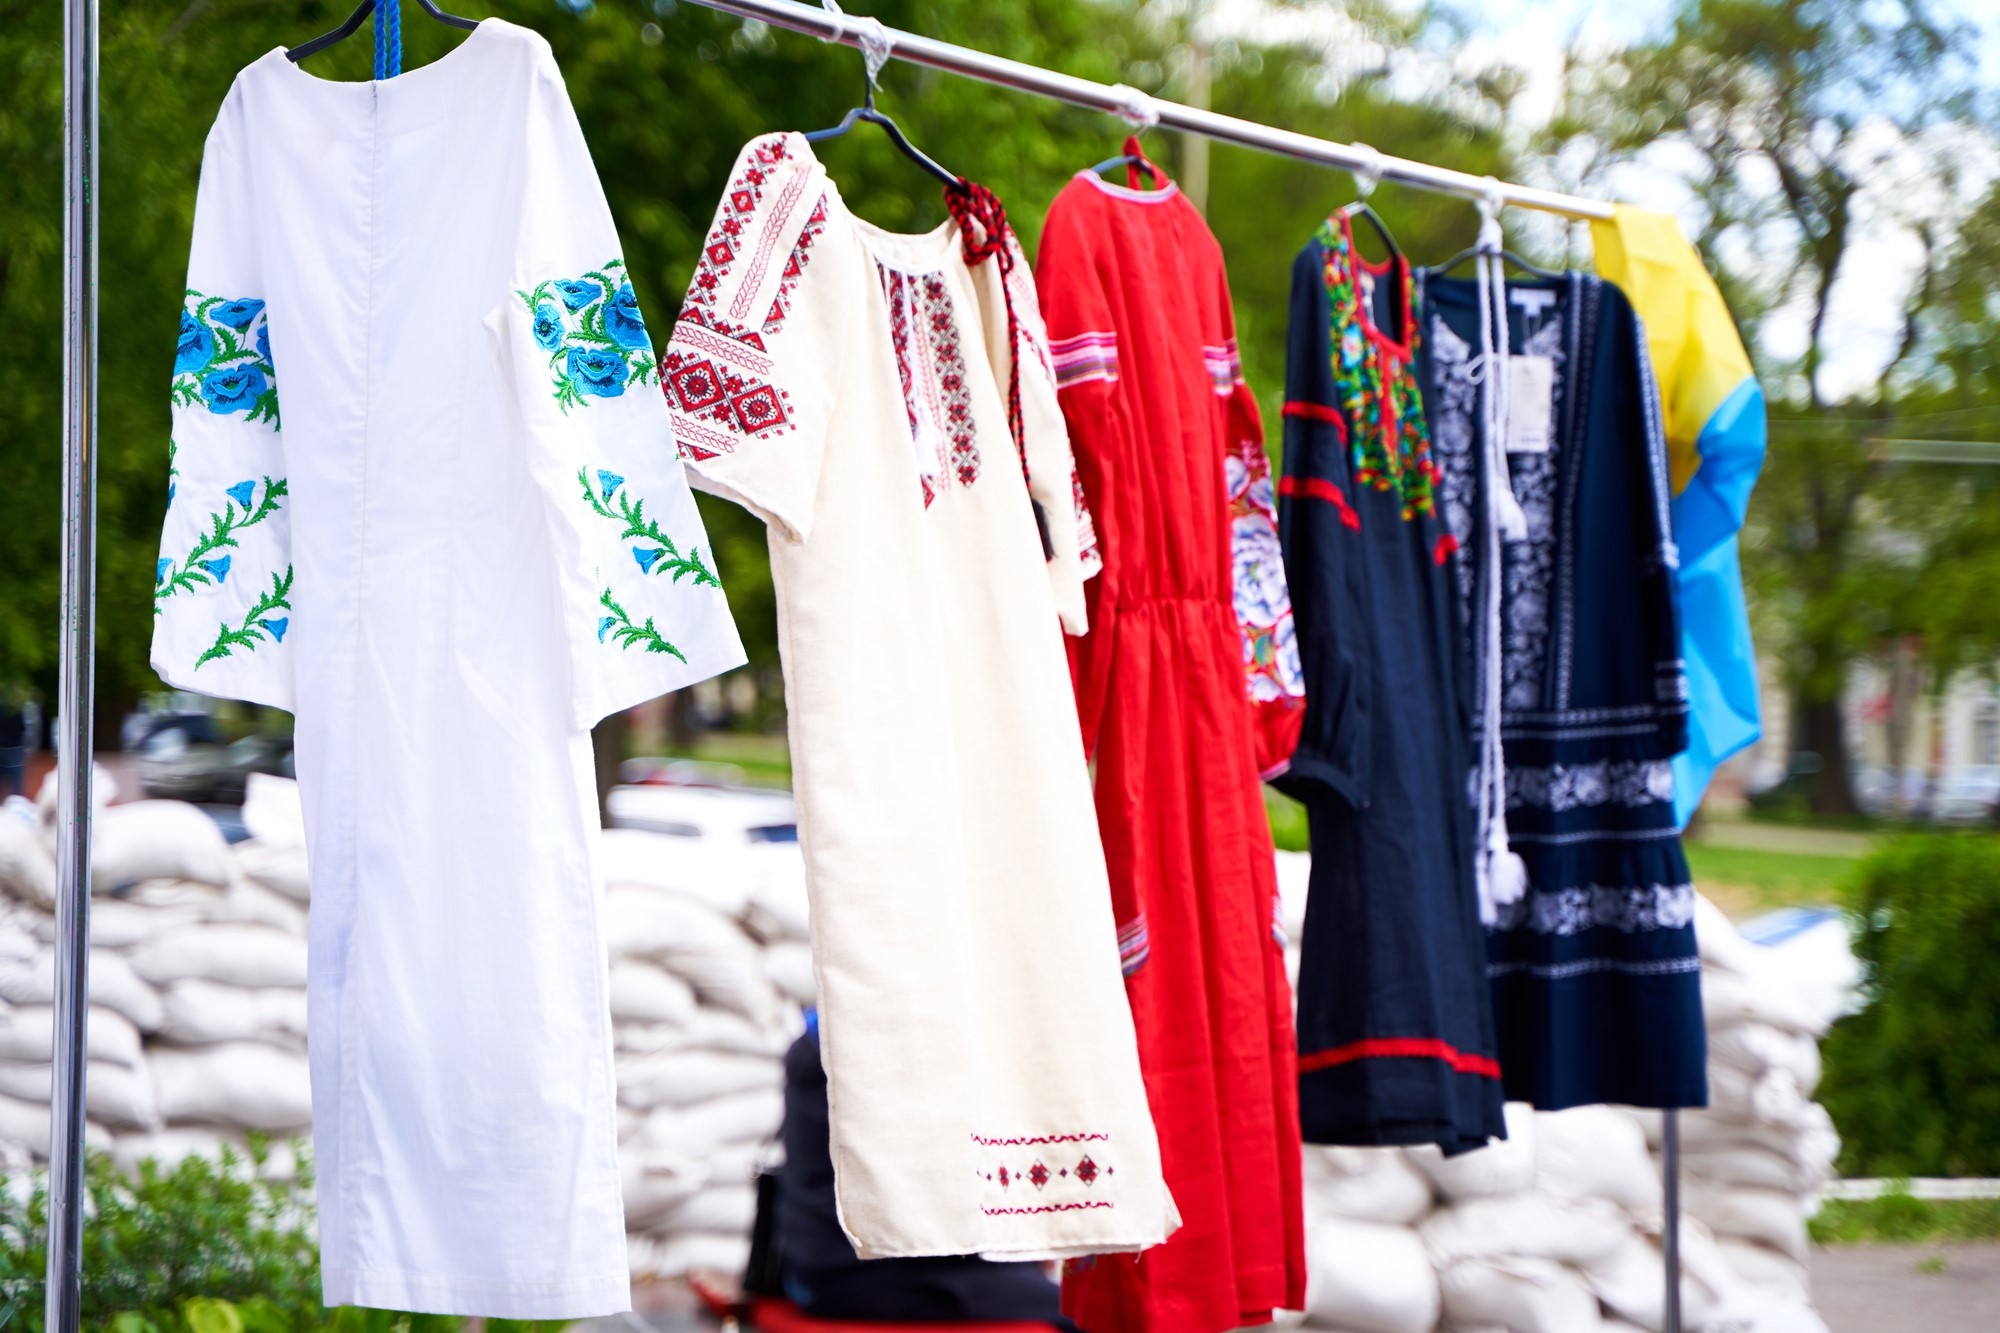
[1663,1108,1683,1333]
[677,0,1615,221]
[48,0,100,1322]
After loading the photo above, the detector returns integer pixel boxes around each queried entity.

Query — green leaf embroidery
[522,259,656,413]
[194,565,294,669]
[596,588,686,660]
[577,466,721,587]
[156,477,289,608]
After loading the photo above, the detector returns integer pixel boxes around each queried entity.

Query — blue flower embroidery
[596,470,625,500]
[155,558,173,586]
[633,548,664,573]
[553,279,602,311]
[603,282,649,351]
[210,298,266,330]
[202,364,269,415]
[568,347,628,399]
[263,617,289,643]
[226,480,256,509]
[199,555,232,584]
[256,323,273,372]
[532,302,565,352]
[176,312,216,374]
[597,615,617,643]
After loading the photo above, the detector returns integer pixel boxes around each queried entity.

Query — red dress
[1037,161,1307,1333]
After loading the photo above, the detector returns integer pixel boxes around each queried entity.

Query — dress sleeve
[500,52,747,730]
[1035,197,1131,756]
[660,133,849,546]
[973,229,1098,635]
[151,83,295,711]
[1274,242,1372,809]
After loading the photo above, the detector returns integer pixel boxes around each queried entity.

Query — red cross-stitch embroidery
[1028,1162,1050,1190]
[763,194,829,338]
[684,135,792,318]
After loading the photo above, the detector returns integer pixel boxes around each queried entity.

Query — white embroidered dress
[664,134,1172,1259]
[151,21,744,1317]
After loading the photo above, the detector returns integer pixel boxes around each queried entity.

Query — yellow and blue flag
[1593,205,1767,826]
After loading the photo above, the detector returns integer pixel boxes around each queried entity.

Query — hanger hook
[817,1,894,96]
[1475,176,1507,253]
[1108,83,1161,134]
[1349,142,1383,201]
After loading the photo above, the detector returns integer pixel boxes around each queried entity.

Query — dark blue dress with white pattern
[1418,270,1708,1111]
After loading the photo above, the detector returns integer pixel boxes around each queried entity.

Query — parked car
[1928,766,2000,825]
[138,731,293,805]
[605,781,797,844]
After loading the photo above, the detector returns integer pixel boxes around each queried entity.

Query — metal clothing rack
[50,2,1683,1330]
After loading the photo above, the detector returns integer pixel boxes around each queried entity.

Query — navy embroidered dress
[1418,269,1708,1111]
[1275,216,1505,1151]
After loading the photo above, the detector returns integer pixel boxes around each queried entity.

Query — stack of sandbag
[0,775,314,1174]
[600,829,806,1281]
[1279,876,1839,1333]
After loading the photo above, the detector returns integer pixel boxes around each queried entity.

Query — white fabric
[150,21,745,1317]
[665,133,1171,1259]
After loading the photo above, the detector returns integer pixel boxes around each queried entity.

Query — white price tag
[1506,355,1554,453]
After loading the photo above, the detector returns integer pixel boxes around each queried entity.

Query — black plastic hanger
[804,54,958,187]
[1342,198,1405,267]
[1090,134,1165,187]
[288,0,478,65]
[1432,236,1560,281]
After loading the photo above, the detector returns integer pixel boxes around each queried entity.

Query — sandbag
[741,858,810,944]
[682,1006,790,1057]
[647,1230,753,1278]
[1701,969,1822,1038]
[0,1004,143,1068]
[1707,1023,1822,1097]
[658,1183,758,1235]
[763,941,817,1007]
[0,813,55,908]
[1438,1257,1602,1333]
[1303,1215,1438,1333]
[0,1092,111,1157]
[1682,1143,1828,1196]
[1685,1185,1809,1262]
[0,948,165,1033]
[200,880,309,936]
[620,1148,709,1229]
[1715,1238,1809,1302]
[1581,1221,1743,1332]
[1420,1193,1632,1268]
[35,764,117,821]
[1303,1146,1435,1226]
[111,1128,301,1181]
[635,1088,783,1156]
[1534,1104,1663,1213]
[1706,1062,1812,1131]
[129,924,308,990]
[82,898,203,949]
[240,774,305,849]
[150,1042,312,1130]
[617,1049,783,1111]
[92,801,232,890]
[232,841,311,905]
[599,830,759,917]
[608,962,698,1026]
[157,980,308,1049]
[0,1059,159,1131]
[1409,1101,1535,1200]
[603,887,778,1022]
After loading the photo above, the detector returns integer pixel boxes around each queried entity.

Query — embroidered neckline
[1077,171,1182,204]
[1317,211,1436,520]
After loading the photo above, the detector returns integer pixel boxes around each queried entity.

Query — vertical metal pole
[49,0,99,1322]
[1663,1108,1683,1333]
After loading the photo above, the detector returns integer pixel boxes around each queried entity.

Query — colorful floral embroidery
[578,466,720,587]
[1117,914,1150,976]
[193,566,293,669]
[156,475,289,612]
[1049,331,1119,389]
[1201,338,1242,396]
[518,260,657,413]
[1316,216,1436,520]
[173,291,279,427]
[1227,449,1304,705]
[595,588,687,660]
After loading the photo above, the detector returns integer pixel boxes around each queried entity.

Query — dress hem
[321,1265,631,1320]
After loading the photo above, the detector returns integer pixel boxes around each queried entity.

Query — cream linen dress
[151,21,744,1317]
[663,133,1174,1260]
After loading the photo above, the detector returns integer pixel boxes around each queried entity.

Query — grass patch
[1810,1191,2000,1245]
[1684,841,1858,918]
[666,730,793,788]
[1267,785,1309,853]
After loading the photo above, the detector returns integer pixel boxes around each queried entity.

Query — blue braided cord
[373,0,403,80]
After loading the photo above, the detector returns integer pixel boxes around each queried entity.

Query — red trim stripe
[1433,533,1460,566]
[1277,474,1361,531]
[1299,1036,1502,1080]
[1282,399,1349,441]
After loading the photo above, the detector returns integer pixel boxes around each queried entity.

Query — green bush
[0,1147,564,1333]
[1819,833,2000,1177]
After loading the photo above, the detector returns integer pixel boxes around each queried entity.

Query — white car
[605,781,798,844]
